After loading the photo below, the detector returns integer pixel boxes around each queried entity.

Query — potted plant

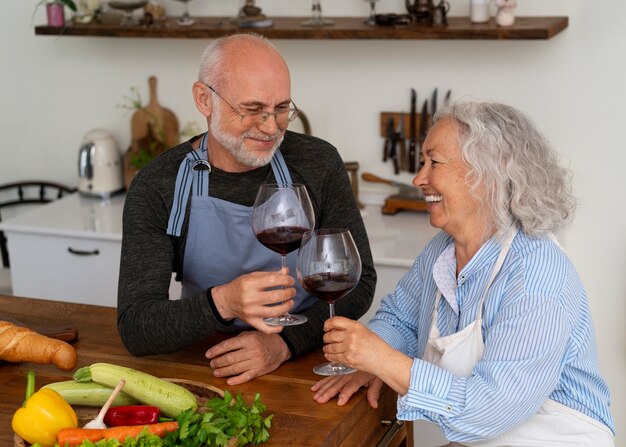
[35,0,77,27]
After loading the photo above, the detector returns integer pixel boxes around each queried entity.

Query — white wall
[2,0,625,444]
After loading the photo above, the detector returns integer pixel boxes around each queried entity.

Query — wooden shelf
[34,16,568,40]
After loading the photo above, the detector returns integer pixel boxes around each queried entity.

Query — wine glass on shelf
[173,0,195,26]
[301,0,334,27]
[108,0,148,26]
[297,228,361,376]
[252,184,315,327]
[362,0,381,25]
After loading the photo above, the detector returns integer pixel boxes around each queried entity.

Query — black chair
[0,181,76,268]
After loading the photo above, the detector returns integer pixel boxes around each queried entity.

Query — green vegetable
[42,380,139,407]
[39,392,272,447]
[73,363,197,418]
[171,391,272,447]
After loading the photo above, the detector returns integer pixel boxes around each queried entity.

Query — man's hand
[311,371,383,408]
[205,331,291,385]
[211,269,296,333]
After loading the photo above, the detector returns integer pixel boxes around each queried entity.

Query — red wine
[301,273,357,303]
[256,226,310,255]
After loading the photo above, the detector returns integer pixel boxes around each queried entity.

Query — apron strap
[432,227,518,322]
[476,227,517,319]
[167,133,289,236]
[270,149,292,186]
[167,134,210,236]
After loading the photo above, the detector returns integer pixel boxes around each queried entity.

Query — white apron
[422,229,614,447]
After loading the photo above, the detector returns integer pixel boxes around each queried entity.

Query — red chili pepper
[103,405,161,426]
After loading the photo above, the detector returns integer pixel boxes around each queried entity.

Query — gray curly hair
[434,101,577,240]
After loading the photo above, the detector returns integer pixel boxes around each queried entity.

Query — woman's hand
[322,317,390,373]
[322,317,414,396]
[311,371,383,407]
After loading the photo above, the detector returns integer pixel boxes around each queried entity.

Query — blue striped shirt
[368,230,614,442]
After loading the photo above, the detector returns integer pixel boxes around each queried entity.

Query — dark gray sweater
[117,130,376,359]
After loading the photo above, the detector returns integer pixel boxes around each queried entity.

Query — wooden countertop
[0,294,411,446]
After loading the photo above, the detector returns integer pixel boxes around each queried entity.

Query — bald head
[198,34,290,91]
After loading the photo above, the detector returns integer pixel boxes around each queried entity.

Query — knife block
[382,194,429,215]
[380,111,432,141]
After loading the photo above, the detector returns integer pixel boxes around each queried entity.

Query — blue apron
[166,134,316,329]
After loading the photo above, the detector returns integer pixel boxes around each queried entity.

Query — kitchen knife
[383,116,394,162]
[431,88,438,121]
[389,118,400,175]
[396,114,408,171]
[444,89,452,106]
[418,99,429,151]
[408,89,417,173]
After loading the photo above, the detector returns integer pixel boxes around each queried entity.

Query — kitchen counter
[0,193,436,266]
[0,192,124,241]
[0,294,412,446]
[0,193,438,308]
[360,207,438,268]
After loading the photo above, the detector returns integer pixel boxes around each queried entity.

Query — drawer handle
[377,419,404,447]
[67,247,100,256]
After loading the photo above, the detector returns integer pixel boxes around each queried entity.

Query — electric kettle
[77,129,124,198]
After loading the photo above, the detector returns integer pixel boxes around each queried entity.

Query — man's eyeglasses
[205,84,300,128]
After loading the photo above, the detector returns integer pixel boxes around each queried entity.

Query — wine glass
[301,0,334,27]
[297,228,361,376]
[173,0,194,26]
[362,0,381,25]
[252,184,315,326]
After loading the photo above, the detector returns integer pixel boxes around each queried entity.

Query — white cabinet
[0,194,124,307]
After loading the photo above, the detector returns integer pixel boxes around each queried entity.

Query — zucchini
[73,362,197,417]
[42,380,139,407]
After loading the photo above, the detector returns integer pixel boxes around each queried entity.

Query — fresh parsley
[169,391,272,447]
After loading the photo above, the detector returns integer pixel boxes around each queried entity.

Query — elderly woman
[312,101,615,446]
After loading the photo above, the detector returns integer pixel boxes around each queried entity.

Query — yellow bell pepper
[12,370,78,447]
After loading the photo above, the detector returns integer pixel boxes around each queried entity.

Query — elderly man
[117,33,376,385]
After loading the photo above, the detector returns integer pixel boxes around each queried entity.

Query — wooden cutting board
[1,316,77,342]
[123,76,179,187]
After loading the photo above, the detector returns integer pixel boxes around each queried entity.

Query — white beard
[209,101,284,168]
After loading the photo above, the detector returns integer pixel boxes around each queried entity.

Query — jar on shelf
[46,2,66,26]
[469,0,490,23]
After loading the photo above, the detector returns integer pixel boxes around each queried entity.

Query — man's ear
[192,81,212,117]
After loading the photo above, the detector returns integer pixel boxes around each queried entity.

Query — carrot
[56,428,106,446]
[56,421,179,446]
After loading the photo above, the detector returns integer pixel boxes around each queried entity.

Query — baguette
[0,320,77,371]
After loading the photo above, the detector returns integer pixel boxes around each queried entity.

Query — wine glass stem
[328,301,343,370]
[281,255,291,318]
